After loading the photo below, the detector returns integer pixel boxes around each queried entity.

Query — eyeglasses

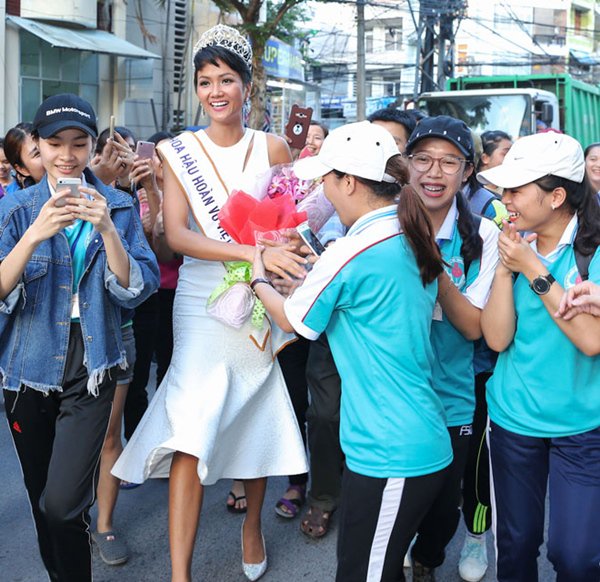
[407,153,470,175]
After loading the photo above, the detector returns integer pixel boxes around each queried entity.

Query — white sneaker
[458,533,488,582]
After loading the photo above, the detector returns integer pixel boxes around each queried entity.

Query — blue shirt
[0,170,160,395]
[285,206,452,478]
[487,218,600,437]
[432,200,499,426]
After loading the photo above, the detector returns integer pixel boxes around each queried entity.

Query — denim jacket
[0,170,160,395]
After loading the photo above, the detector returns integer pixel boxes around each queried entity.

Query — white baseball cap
[477,132,584,189]
[294,121,399,183]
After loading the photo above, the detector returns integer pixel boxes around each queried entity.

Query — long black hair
[333,156,444,285]
[455,189,484,268]
[534,175,600,256]
[3,123,37,188]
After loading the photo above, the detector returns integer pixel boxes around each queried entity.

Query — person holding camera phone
[0,93,159,582]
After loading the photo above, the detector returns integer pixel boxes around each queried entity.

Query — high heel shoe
[241,521,267,581]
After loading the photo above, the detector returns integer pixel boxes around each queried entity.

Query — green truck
[417,73,600,147]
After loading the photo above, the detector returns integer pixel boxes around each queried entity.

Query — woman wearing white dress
[112,25,308,582]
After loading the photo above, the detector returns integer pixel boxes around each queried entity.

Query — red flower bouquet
[218,189,307,244]
[207,191,307,330]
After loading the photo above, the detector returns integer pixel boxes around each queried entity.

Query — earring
[551,204,556,210]
[242,97,251,123]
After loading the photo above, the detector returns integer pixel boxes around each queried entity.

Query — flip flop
[275,484,306,519]
[226,490,247,514]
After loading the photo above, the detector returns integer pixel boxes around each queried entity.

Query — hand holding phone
[285,105,313,150]
[55,178,81,207]
[297,221,326,256]
[135,140,155,160]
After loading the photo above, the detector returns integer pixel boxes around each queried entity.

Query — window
[19,31,98,122]
[574,9,583,33]
[366,30,374,53]
[125,59,154,100]
[385,27,402,51]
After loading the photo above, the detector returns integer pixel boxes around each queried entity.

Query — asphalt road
[0,375,555,582]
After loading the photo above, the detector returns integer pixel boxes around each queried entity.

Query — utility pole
[356,0,366,120]
[414,0,467,97]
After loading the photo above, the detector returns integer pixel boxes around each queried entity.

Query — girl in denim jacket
[0,94,159,582]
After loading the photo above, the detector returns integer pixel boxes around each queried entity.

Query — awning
[570,49,600,66]
[7,16,160,59]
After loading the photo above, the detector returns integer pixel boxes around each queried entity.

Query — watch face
[532,277,551,295]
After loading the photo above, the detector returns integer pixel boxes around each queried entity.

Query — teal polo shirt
[285,206,453,478]
[432,201,499,426]
[487,218,600,437]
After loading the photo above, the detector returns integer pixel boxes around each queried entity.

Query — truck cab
[418,88,559,138]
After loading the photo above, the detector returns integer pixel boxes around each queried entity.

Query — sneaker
[412,560,436,582]
[92,530,129,566]
[458,533,488,582]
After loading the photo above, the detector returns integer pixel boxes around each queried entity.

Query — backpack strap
[574,248,592,281]
[468,186,500,217]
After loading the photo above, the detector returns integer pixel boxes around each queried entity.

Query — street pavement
[0,373,555,582]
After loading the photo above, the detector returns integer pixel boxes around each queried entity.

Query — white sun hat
[294,121,400,183]
[477,132,584,189]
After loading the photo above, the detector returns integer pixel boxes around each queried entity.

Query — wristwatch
[530,273,555,295]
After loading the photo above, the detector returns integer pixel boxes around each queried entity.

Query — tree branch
[268,0,305,35]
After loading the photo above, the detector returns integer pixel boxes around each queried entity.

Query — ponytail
[397,185,444,285]
[455,190,483,266]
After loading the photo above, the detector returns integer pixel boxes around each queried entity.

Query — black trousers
[277,337,310,486]
[124,292,159,440]
[462,372,492,534]
[336,465,448,582]
[3,325,115,582]
[411,424,472,569]
[155,287,176,387]
[305,333,345,511]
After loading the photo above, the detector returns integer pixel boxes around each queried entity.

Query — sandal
[300,506,332,538]
[274,484,306,519]
[226,490,248,514]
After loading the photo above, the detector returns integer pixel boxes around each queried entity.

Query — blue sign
[263,37,305,82]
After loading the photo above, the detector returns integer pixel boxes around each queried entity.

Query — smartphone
[285,105,313,149]
[297,221,326,256]
[109,115,115,138]
[135,140,155,159]
[55,177,81,207]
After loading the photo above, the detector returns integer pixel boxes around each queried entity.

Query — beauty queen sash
[158,131,295,358]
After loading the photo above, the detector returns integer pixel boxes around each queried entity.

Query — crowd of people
[1,23,599,582]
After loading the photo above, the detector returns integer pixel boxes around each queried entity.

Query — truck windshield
[418,94,531,138]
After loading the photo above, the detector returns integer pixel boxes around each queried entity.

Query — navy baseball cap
[405,115,474,161]
[33,93,98,139]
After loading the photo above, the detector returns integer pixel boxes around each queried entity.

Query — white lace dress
[112,129,308,485]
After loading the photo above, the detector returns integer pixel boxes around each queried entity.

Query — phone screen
[109,115,115,137]
[297,223,326,256]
